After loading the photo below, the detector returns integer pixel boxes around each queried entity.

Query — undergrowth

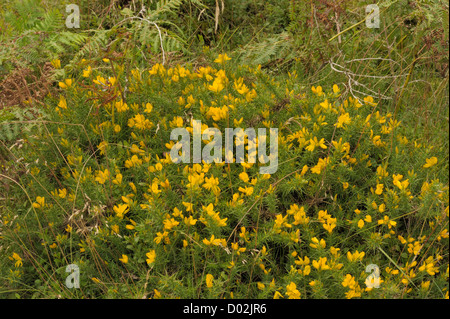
[0,0,448,299]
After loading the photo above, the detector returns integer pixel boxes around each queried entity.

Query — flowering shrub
[1,54,448,299]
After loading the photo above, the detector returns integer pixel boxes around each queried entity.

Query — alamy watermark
[64,4,380,30]
[366,4,380,29]
[169,120,279,174]
[65,263,80,289]
[64,261,381,289]
[65,4,80,29]
[365,264,381,288]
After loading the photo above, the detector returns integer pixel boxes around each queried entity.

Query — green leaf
[121,8,134,17]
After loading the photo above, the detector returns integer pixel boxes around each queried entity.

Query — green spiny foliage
[0,106,44,142]
[0,0,86,72]
[0,0,447,301]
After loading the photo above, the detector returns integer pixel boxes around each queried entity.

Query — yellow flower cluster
[6,53,446,299]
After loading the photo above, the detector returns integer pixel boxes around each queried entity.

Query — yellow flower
[306,137,327,152]
[130,144,145,155]
[418,258,439,276]
[372,135,385,147]
[421,281,431,291]
[112,173,123,185]
[30,167,40,176]
[154,231,168,245]
[364,96,377,106]
[182,201,193,212]
[108,76,116,86]
[273,291,284,299]
[97,141,108,155]
[170,116,184,128]
[208,77,225,93]
[146,250,156,265]
[148,63,166,76]
[312,257,330,270]
[239,226,250,242]
[125,155,143,168]
[58,78,73,89]
[58,95,67,110]
[332,138,350,154]
[289,205,309,225]
[119,254,128,264]
[214,53,231,64]
[32,196,45,209]
[234,77,249,95]
[347,250,365,262]
[144,103,153,113]
[163,218,179,230]
[206,105,229,121]
[153,289,162,299]
[115,100,129,112]
[95,168,110,184]
[203,234,221,246]
[113,203,129,219]
[238,186,254,196]
[172,207,183,217]
[206,274,214,288]
[311,85,324,96]
[129,113,153,130]
[342,274,363,298]
[239,171,249,183]
[323,220,336,233]
[310,237,326,249]
[233,117,244,126]
[335,113,351,128]
[330,247,341,258]
[51,59,61,69]
[184,215,197,226]
[10,253,23,267]
[245,89,257,102]
[202,175,220,196]
[392,174,409,190]
[311,157,329,174]
[57,188,67,198]
[423,157,437,168]
[376,165,389,178]
[342,274,356,288]
[93,75,107,86]
[378,215,397,229]
[285,282,301,299]
[206,209,227,227]
[231,242,246,255]
[82,66,92,77]
[375,183,384,195]
[357,219,365,229]
[332,84,340,94]
[111,224,119,234]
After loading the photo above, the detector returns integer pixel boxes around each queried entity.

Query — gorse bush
[1,52,448,299]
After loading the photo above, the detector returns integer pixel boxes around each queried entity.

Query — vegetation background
[0,0,448,299]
